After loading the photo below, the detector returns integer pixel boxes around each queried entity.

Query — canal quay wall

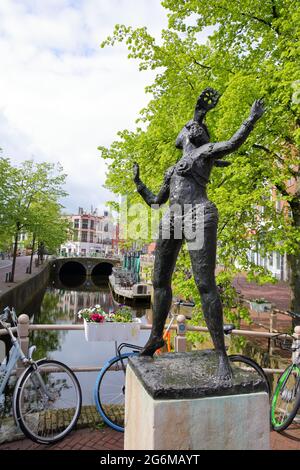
[0,261,51,314]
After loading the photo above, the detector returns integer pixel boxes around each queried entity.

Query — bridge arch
[59,261,87,287]
[91,262,113,277]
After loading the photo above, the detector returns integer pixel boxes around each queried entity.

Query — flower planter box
[249,301,272,313]
[84,319,141,342]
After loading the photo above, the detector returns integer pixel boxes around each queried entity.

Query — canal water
[25,273,152,406]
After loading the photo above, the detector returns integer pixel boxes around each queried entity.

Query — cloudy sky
[0,0,168,214]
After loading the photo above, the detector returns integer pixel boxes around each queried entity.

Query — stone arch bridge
[51,257,121,279]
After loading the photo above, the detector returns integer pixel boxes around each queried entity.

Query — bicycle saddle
[223,324,235,334]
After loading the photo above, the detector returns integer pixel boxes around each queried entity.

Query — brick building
[60,207,116,257]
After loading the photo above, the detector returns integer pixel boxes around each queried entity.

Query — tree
[26,198,70,273]
[0,159,67,281]
[99,0,300,324]
[0,158,16,254]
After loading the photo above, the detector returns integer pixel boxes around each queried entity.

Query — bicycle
[271,310,300,432]
[94,301,270,432]
[0,307,82,444]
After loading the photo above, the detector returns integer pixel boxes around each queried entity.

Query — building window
[104,223,108,232]
[82,219,88,230]
[269,253,273,267]
[90,233,93,243]
[90,219,94,230]
[74,219,79,228]
[275,200,281,212]
[276,252,281,270]
[73,230,78,242]
[81,232,87,242]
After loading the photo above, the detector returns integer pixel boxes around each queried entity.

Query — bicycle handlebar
[0,306,18,326]
[0,319,11,330]
[287,310,300,320]
[174,300,195,308]
[272,332,300,352]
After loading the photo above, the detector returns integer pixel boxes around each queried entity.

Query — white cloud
[0,0,168,213]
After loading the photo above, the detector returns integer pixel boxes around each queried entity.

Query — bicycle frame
[0,341,21,395]
[0,323,37,397]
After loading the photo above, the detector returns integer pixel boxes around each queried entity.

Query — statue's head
[175,119,210,149]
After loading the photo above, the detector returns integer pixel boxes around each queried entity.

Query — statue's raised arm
[202,98,266,159]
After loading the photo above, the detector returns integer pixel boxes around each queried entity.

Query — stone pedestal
[124,351,270,450]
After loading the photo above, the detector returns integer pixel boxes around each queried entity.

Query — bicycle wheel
[271,364,300,431]
[14,359,82,444]
[94,352,137,432]
[229,355,271,395]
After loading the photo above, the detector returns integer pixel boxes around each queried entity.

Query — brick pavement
[0,425,299,450]
[233,274,291,311]
[0,427,124,451]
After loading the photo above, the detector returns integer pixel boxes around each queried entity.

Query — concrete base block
[124,354,270,450]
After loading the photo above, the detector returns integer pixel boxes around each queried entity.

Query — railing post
[270,308,277,333]
[16,314,30,376]
[175,314,187,352]
[269,308,277,355]
[292,326,300,364]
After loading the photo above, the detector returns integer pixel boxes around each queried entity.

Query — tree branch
[253,144,300,178]
[271,0,279,19]
[193,59,211,70]
[274,182,289,198]
[192,57,234,75]
[217,5,280,35]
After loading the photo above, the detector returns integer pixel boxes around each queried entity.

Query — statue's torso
[168,152,214,206]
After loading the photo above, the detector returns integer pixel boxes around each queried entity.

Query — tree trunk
[29,233,36,274]
[11,222,21,282]
[289,199,300,326]
[39,241,45,264]
[289,253,300,316]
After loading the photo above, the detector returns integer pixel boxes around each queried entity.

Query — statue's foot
[217,354,233,384]
[139,336,165,357]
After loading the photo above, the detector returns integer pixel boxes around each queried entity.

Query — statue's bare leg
[187,204,232,381]
[140,231,183,356]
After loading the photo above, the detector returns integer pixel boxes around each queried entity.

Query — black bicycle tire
[229,354,271,396]
[271,364,300,432]
[14,359,82,444]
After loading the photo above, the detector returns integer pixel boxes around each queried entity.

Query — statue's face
[175,120,210,149]
[186,121,210,146]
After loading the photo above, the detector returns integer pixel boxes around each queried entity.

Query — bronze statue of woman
[133,88,265,380]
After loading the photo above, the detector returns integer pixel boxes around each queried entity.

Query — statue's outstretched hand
[250,98,265,121]
[133,162,140,182]
[197,87,220,112]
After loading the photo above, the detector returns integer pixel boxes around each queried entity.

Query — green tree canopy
[99,0,300,316]
[0,158,67,280]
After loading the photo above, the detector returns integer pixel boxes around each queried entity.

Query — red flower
[90,313,105,323]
